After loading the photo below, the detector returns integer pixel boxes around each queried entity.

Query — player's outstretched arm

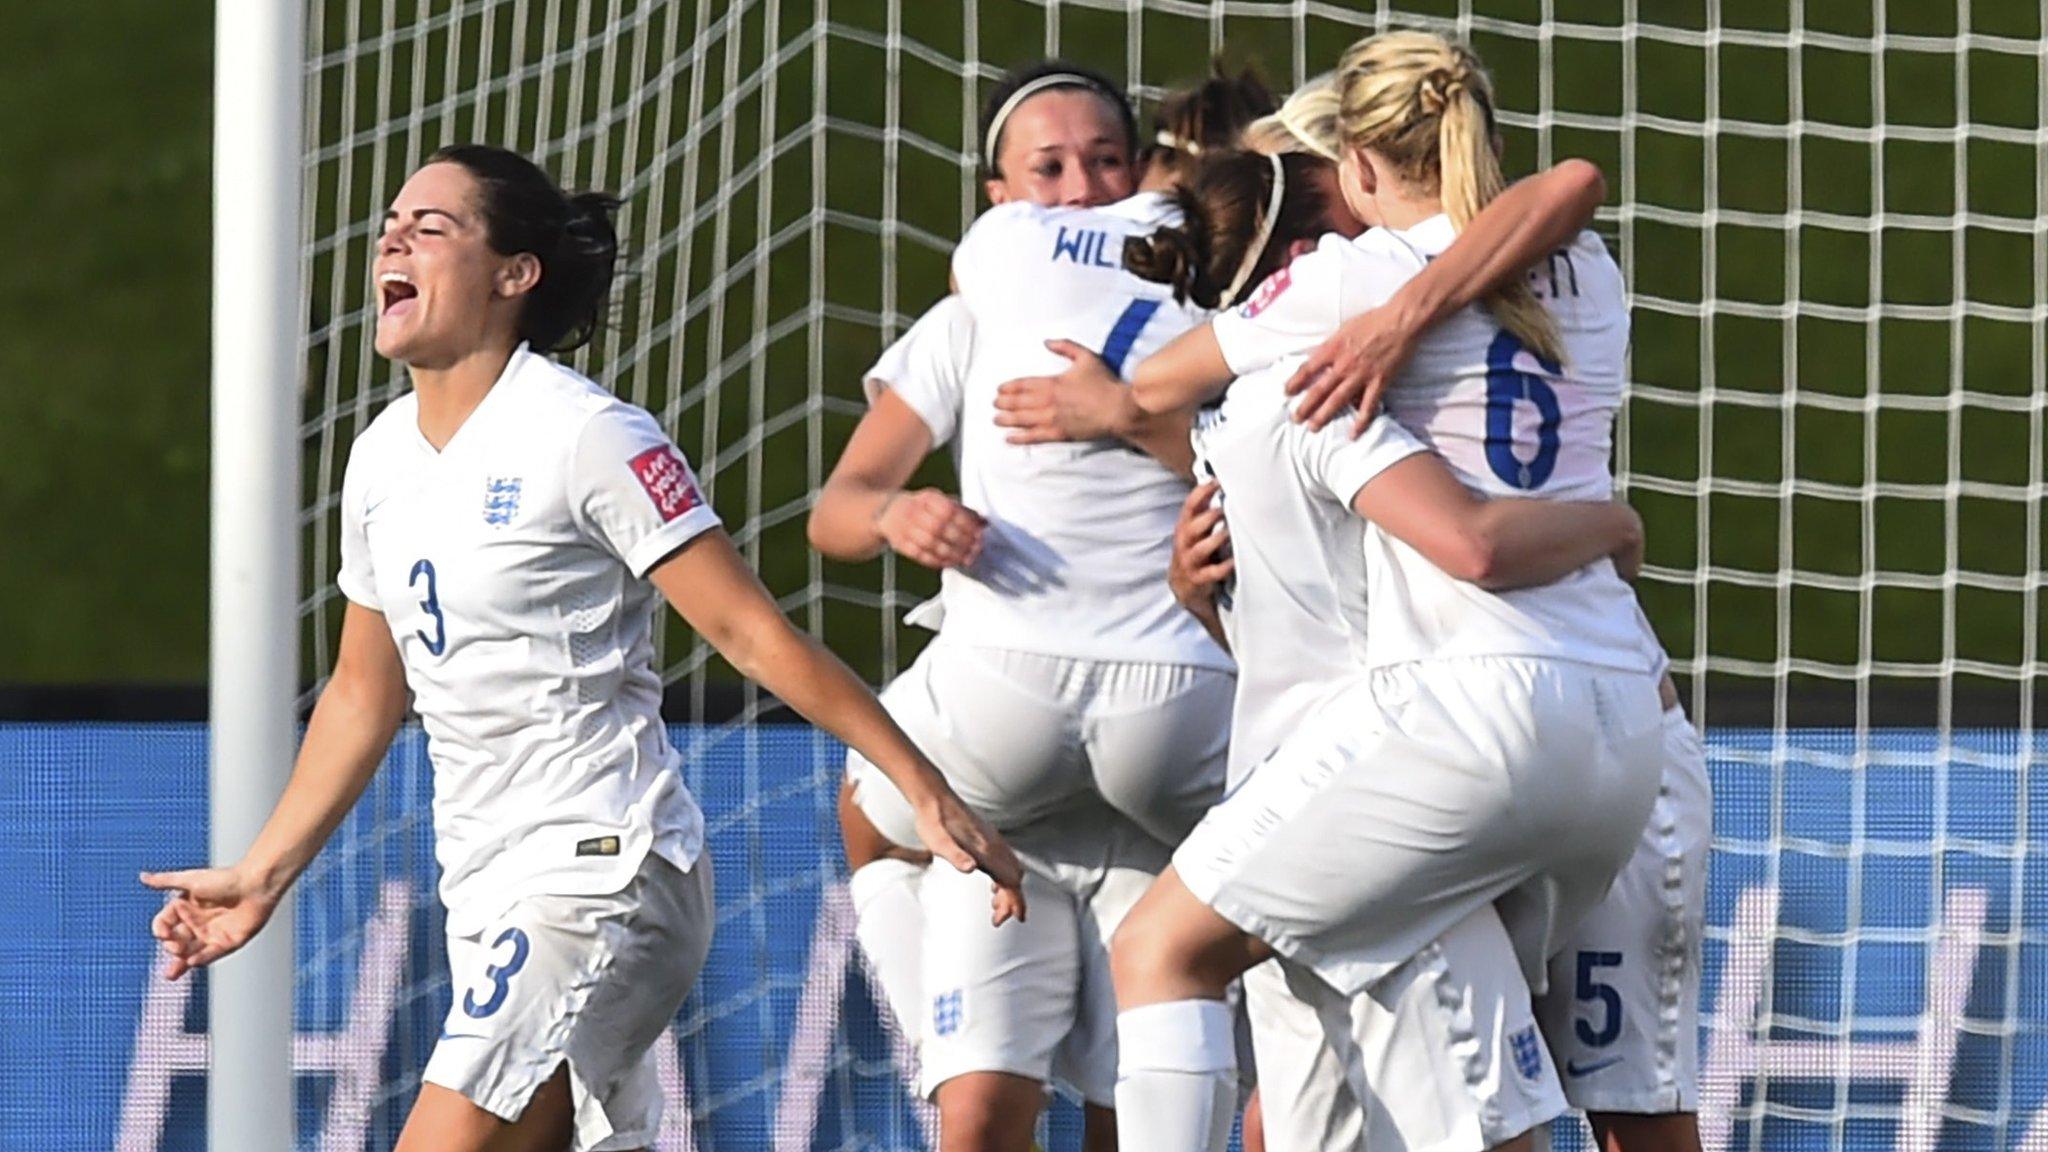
[649,530,1026,924]
[1288,159,1608,432]
[1129,323,1233,416]
[1355,453,1641,590]
[142,602,409,980]
[807,388,985,570]
[993,340,1198,478]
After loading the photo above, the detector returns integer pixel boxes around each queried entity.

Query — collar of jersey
[409,342,532,458]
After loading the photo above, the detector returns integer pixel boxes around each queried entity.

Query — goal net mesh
[285,2,2045,1149]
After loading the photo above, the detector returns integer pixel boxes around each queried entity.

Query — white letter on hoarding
[1700,884,1987,1152]
[115,881,411,1151]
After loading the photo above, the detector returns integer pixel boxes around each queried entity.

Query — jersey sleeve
[1209,238,1350,376]
[1289,405,1431,508]
[335,445,381,610]
[865,296,971,446]
[571,404,724,577]
[950,202,1041,313]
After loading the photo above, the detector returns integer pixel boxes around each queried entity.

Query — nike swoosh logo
[1566,1054,1623,1077]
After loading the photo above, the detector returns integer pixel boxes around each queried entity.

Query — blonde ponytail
[1335,32,1564,365]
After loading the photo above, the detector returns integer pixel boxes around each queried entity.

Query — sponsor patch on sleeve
[628,444,705,523]
[1238,265,1292,318]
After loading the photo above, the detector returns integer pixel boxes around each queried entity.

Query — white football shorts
[1538,704,1712,1115]
[1176,656,1664,999]
[424,851,714,1150]
[1294,906,1569,1151]
[1173,657,1663,1150]
[918,806,1168,1106]
[1242,958,1365,1152]
[846,639,1233,847]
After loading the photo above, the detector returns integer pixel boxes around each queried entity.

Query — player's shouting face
[374,161,540,368]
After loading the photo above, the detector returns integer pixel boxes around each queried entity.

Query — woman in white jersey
[1007,146,1644,1152]
[142,145,1022,1152]
[1123,42,1713,1152]
[809,61,1276,1152]
[1095,34,1679,1152]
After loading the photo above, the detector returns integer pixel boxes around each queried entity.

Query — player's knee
[933,1072,1042,1152]
[1110,899,1191,997]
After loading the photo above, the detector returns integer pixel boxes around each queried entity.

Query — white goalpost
[208,3,305,1152]
[187,2,2044,1149]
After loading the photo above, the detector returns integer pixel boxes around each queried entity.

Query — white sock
[849,857,926,1034]
[1115,999,1238,1152]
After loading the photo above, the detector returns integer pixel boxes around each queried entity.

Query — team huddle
[143,27,1710,1152]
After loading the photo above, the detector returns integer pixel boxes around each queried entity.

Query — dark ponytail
[428,144,622,352]
[1123,150,1329,311]
[1122,186,1212,305]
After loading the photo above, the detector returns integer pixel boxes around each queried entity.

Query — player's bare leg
[1108,867,1268,1152]
[934,1070,1045,1152]
[394,1065,576,1152]
[1082,1103,1118,1152]
[1588,1112,1702,1152]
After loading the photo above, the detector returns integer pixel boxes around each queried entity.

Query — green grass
[9,0,2043,714]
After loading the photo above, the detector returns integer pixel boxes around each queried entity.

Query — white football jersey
[1190,358,1428,785]
[1212,217,1652,674]
[338,346,718,935]
[866,294,972,461]
[945,192,1231,670]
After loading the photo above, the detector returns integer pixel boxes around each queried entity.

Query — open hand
[1284,305,1423,436]
[878,488,985,570]
[142,865,280,981]
[914,792,1028,926]
[993,340,1130,445]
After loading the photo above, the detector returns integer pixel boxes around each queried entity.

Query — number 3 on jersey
[410,558,447,656]
[1483,329,1562,490]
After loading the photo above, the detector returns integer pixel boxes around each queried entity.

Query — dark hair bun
[426,144,624,352]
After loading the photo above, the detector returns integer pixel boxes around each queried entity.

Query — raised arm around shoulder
[1286,159,1609,432]
[648,529,1026,921]
[1129,323,1233,416]
[1354,452,1640,590]
[1394,159,1603,324]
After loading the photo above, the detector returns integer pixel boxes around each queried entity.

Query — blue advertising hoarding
[2,723,2042,1151]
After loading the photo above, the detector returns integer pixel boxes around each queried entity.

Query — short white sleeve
[950,201,1038,305]
[336,447,380,610]
[571,404,724,577]
[1211,234,1425,378]
[1210,237,1349,376]
[1289,408,1431,508]
[866,296,972,446]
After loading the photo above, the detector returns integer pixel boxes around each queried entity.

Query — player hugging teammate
[836,29,1711,1152]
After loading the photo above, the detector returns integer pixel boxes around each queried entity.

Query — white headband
[1153,129,1202,156]
[1276,102,1340,162]
[983,73,1115,171]
[1217,154,1287,310]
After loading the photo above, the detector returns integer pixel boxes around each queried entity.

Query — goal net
[274,1,2048,1149]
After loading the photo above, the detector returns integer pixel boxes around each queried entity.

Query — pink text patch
[628,445,704,522]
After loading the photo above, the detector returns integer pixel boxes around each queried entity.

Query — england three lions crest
[483,477,523,527]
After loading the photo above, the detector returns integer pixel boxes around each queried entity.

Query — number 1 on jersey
[1101,299,1161,377]
[1483,329,1562,490]
[410,558,447,656]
